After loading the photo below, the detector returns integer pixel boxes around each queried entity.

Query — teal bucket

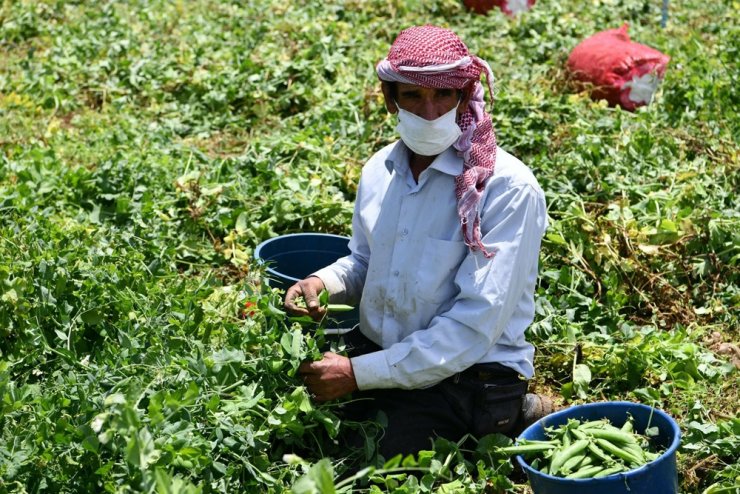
[254,233,359,330]
[516,401,681,494]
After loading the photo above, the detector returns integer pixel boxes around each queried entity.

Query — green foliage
[0,0,737,492]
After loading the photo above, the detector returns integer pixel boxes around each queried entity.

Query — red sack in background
[463,0,535,16]
[567,24,670,111]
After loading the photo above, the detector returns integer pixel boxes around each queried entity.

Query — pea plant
[0,0,737,492]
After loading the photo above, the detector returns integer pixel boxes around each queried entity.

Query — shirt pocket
[415,237,467,304]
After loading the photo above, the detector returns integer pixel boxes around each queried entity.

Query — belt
[458,362,521,383]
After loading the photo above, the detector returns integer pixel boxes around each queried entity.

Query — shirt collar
[384,141,463,177]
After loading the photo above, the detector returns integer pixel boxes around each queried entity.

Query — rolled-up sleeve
[311,185,370,306]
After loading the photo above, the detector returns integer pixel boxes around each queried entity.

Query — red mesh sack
[463,0,535,16]
[567,24,670,111]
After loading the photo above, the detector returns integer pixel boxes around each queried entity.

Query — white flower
[507,0,531,15]
[91,413,107,433]
[282,454,305,465]
[624,73,661,104]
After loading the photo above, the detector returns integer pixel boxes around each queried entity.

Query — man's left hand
[298,352,357,402]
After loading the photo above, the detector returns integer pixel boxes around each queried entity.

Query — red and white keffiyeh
[376,25,498,258]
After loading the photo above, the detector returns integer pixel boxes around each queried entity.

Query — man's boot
[521,393,555,429]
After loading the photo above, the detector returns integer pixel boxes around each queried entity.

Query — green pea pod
[595,438,643,466]
[570,428,588,441]
[562,429,572,448]
[549,439,590,476]
[623,442,647,464]
[587,441,617,466]
[578,419,610,429]
[498,442,558,456]
[574,453,595,470]
[566,464,605,479]
[326,304,355,312]
[644,451,660,462]
[593,464,626,478]
[621,417,634,433]
[586,427,641,446]
[560,452,589,475]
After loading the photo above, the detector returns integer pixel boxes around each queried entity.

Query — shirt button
[401,228,408,236]
[393,270,399,277]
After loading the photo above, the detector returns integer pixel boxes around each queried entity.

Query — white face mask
[395,103,462,156]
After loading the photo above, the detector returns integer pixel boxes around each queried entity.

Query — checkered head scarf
[377,25,497,258]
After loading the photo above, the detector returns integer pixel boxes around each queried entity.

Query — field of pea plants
[0,0,737,492]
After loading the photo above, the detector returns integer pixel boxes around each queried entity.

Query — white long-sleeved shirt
[313,141,548,391]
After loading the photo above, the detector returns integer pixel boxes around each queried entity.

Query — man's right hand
[284,276,326,321]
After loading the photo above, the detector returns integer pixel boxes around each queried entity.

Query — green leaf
[561,382,574,401]
[126,427,159,469]
[235,211,249,234]
[546,232,567,245]
[210,348,246,373]
[475,433,512,457]
[104,393,127,407]
[292,459,336,494]
[573,364,592,399]
[80,309,104,325]
[436,480,465,493]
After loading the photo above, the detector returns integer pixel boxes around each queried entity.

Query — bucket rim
[254,232,352,283]
[514,400,681,484]
[255,232,351,248]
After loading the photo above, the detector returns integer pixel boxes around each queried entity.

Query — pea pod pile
[498,417,664,479]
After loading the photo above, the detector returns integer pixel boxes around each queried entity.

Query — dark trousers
[337,328,528,460]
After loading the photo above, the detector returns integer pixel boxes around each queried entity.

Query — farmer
[284,25,552,458]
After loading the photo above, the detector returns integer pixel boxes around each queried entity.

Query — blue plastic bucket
[516,401,681,494]
[254,233,359,330]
